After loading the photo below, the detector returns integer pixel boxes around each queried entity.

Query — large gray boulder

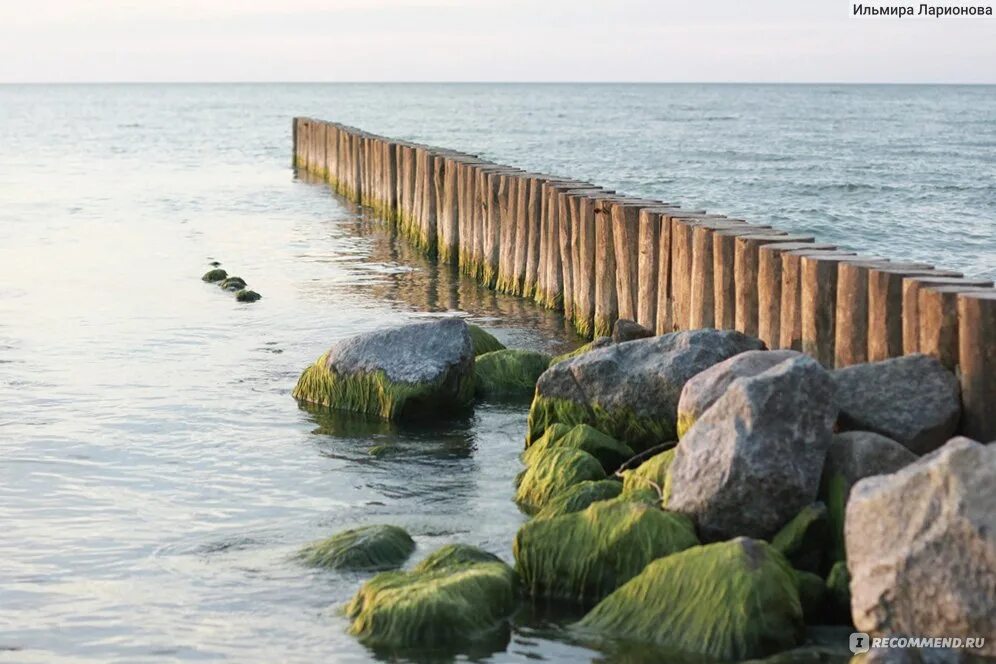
[821,431,919,561]
[833,354,960,455]
[668,355,838,541]
[846,437,996,657]
[676,349,803,438]
[527,329,764,452]
[292,317,475,420]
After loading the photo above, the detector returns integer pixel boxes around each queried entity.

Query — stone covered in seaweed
[534,480,623,520]
[235,289,261,303]
[514,497,698,604]
[218,276,247,291]
[299,524,415,571]
[292,318,475,421]
[474,349,550,398]
[468,325,506,356]
[514,447,606,514]
[202,268,228,282]
[345,557,517,651]
[620,447,675,497]
[771,503,831,574]
[575,538,804,661]
[523,424,634,474]
[412,544,503,573]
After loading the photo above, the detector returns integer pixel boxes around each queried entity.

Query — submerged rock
[534,480,623,520]
[668,355,837,541]
[833,354,960,455]
[218,276,247,291]
[528,329,765,452]
[201,268,228,282]
[515,447,606,514]
[820,431,917,562]
[474,349,550,398]
[611,319,653,343]
[514,497,698,604]
[235,289,261,303]
[299,524,415,571]
[677,349,803,438]
[846,437,995,656]
[292,317,475,421]
[575,538,804,661]
[523,424,634,474]
[346,552,517,650]
[771,503,831,574]
[468,325,505,356]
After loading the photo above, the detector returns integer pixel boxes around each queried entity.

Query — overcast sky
[1,0,993,83]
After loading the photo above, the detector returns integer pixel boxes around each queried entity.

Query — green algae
[794,570,827,623]
[514,498,698,605]
[201,268,228,282]
[235,289,261,303]
[412,544,503,574]
[548,340,604,367]
[345,560,518,651]
[468,325,506,356]
[620,448,675,496]
[526,395,676,454]
[822,473,848,564]
[771,503,831,575]
[824,561,851,625]
[218,276,247,292]
[299,524,415,571]
[575,538,805,661]
[474,349,550,399]
[676,411,697,440]
[292,351,474,421]
[514,447,606,515]
[534,480,623,520]
[522,424,634,474]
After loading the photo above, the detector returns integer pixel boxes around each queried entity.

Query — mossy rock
[235,289,261,303]
[523,424,634,474]
[824,561,851,625]
[771,503,831,574]
[526,396,676,455]
[218,276,247,291]
[794,570,827,624]
[621,448,676,496]
[468,325,505,356]
[534,480,623,520]
[298,524,415,571]
[345,560,518,650]
[575,537,805,661]
[514,447,606,515]
[474,349,550,398]
[523,423,572,451]
[549,337,613,367]
[514,498,698,604]
[413,544,503,574]
[202,268,228,282]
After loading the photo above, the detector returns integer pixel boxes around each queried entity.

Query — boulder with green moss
[468,325,505,356]
[292,318,475,421]
[235,289,261,303]
[218,276,247,291]
[548,336,613,367]
[523,424,633,474]
[528,329,764,452]
[677,350,803,438]
[514,498,698,604]
[575,537,804,661]
[474,349,550,398]
[202,268,228,282]
[345,554,517,650]
[534,480,623,520]
[299,524,415,571]
[620,447,675,496]
[413,543,503,573]
[515,447,606,514]
[771,503,831,574]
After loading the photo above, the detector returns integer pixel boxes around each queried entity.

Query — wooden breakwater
[292,117,996,442]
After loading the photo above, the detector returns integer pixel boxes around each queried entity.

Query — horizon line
[2,80,996,86]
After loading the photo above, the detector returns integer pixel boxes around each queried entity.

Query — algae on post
[299,524,415,571]
[575,538,804,661]
[514,497,698,604]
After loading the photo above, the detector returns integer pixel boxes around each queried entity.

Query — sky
[0,0,993,83]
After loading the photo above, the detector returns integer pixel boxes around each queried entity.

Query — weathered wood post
[958,290,996,442]
[833,258,911,367]
[560,187,606,325]
[437,154,461,263]
[668,214,726,331]
[570,190,607,338]
[593,194,622,337]
[712,227,784,332]
[918,284,995,371]
[734,233,813,337]
[866,267,960,361]
[902,275,992,354]
[780,249,857,351]
[496,172,523,294]
[509,172,539,298]
[635,206,679,333]
[688,219,752,330]
[756,242,836,349]
[521,174,545,300]
[611,199,655,323]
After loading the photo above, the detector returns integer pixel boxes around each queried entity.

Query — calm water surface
[0,84,993,663]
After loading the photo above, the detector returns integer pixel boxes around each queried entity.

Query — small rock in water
[209,260,222,267]
[218,276,247,291]
[201,268,228,282]
[833,354,961,455]
[298,524,415,571]
[235,289,261,303]
[846,436,995,657]
[611,319,653,343]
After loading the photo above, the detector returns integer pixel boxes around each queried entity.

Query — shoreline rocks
[299,524,415,571]
[474,349,550,398]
